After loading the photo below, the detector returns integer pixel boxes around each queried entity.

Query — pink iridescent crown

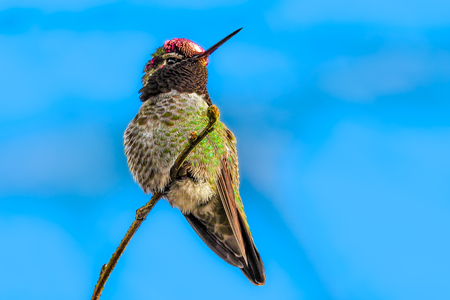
[163,38,208,65]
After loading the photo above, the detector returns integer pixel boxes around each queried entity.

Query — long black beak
[196,28,242,59]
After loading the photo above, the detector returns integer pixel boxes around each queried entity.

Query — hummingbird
[123,28,265,285]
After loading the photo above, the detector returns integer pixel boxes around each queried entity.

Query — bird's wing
[184,157,265,284]
[216,157,247,261]
[184,127,265,285]
[216,158,265,285]
[184,209,244,268]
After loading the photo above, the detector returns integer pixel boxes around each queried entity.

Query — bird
[123,28,265,285]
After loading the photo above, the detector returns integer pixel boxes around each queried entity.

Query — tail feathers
[184,213,244,268]
[182,191,265,285]
[237,212,265,286]
[184,211,265,285]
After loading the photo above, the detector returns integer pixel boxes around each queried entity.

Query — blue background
[1,0,450,299]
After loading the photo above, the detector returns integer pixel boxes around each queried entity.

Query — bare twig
[90,105,220,300]
[170,105,220,179]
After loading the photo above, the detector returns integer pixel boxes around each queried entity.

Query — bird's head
[140,28,242,102]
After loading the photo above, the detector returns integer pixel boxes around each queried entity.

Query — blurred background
[1,0,450,299]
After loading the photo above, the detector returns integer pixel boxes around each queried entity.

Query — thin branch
[170,105,220,179]
[90,105,220,300]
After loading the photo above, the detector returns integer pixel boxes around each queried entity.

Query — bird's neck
[139,62,212,105]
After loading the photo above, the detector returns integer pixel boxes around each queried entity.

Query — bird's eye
[167,58,178,65]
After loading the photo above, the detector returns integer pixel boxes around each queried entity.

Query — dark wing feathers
[183,159,265,285]
[218,159,265,285]
[184,213,244,268]
[236,210,265,285]
[216,159,247,263]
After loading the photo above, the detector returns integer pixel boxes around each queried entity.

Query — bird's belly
[166,179,214,213]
